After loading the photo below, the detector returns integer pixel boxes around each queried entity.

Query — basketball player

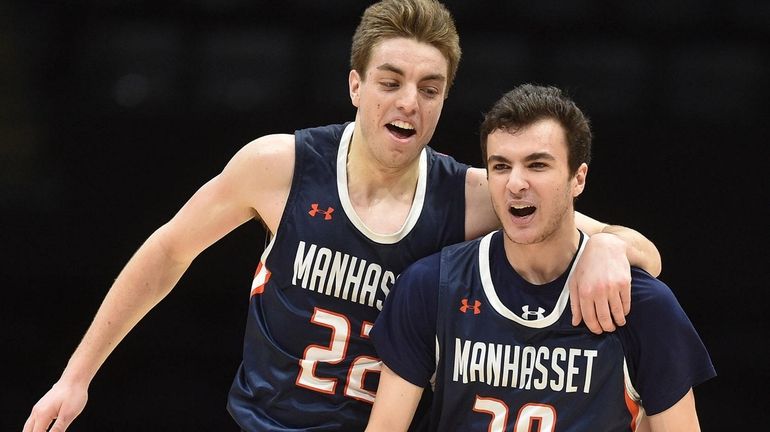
[366,84,715,431]
[24,2,663,431]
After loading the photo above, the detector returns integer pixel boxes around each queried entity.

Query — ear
[349,69,362,108]
[572,163,588,198]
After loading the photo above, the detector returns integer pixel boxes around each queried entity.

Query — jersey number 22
[296,307,381,403]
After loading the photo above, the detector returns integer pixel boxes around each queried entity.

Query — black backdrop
[3,1,768,430]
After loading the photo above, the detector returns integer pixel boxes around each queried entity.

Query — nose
[396,86,418,114]
[506,166,528,194]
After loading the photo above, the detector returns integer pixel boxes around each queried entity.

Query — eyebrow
[524,152,556,162]
[375,63,446,83]
[486,152,556,164]
[487,154,510,164]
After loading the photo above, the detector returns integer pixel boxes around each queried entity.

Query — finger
[594,299,616,333]
[30,418,47,432]
[48,417,71,432]
[34,417,53,432]
[620,280,632,316]
[22,416,34,432]
[24,410,51,432]
[580,296,603,334]
[608,291,627,327]
[569,280,583,326]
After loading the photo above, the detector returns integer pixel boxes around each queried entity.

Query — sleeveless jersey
[432,232,640,431]
[371,230,715,431]
[227,122,468,431]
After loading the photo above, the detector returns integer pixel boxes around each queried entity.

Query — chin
[503,228,541,246]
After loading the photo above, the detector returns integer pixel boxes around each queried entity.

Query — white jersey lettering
[292,241,395,310]
[452,337,598,394]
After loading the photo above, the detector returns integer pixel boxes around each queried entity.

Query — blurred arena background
[2,1,768,430]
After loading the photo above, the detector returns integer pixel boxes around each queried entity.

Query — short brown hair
[350,0,461,95]
[480,84,592,175]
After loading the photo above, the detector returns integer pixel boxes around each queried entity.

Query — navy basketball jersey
[227,123,468,431]
[431,232,642,431]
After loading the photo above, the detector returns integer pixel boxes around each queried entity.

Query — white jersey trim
[336,122,427,245]
[251,233,277,292]
[478,231,588,328]
[624,359,646,426]
[431,336,439,391]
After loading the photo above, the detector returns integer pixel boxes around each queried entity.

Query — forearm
[574,211,662,277]
[366,365,424,432]
[58,227,191,387]
[600,224,662,277]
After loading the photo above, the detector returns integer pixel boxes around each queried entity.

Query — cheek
[430,103,443,119]
[422,108,441,130]
[422,98,441,115]
[488,178,508,205]
[570,179,582,197]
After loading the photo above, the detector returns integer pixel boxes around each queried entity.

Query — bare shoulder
[223,133,295,189]
[221,133,296,233]
[465,167,487,191]
[464,167,490,211]
[234,133,296,167]
[464,167,499,240]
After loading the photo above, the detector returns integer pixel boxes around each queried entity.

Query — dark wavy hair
[480,84,592,175]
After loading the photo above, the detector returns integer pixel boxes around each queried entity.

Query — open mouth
[509,206,536,217]
[386,121,416,139]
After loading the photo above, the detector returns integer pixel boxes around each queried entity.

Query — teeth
[390,120,414,130]
[512,205,532,209]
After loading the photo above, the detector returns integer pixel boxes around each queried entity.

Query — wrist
[59,361,97,390]
[591,231,629,254]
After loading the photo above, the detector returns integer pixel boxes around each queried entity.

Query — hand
[23,381,88,432]
[569,232,632,334]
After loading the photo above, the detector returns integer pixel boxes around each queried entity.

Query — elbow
[151,223,197,266]
[646,244,663,277]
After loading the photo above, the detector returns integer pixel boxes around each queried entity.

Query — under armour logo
[460,299,481,315]
[308,203,334,220]
[521,305,545,320]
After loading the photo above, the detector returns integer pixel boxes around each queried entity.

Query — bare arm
[574,211,662,277]
[23,134,295,432]
[570,211,662,334]
[464,167,500,240]
[365,365,424,432]
[643,389,701,432]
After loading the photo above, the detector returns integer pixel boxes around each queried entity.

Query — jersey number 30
[296,307,381,403]
[475,396,556,432]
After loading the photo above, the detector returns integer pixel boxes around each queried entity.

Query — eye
[490,163,510,172]
[528,162,548,170]
[380,81,399,90]
[420,86,440,98]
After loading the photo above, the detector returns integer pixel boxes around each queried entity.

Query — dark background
[3,0,768,430]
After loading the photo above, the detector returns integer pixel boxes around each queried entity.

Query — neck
[343,125,422,234]
[346,127,421,204]
[503,222,580,285]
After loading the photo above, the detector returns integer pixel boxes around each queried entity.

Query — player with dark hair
[366,84,715,431]
[24,2,662,431]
